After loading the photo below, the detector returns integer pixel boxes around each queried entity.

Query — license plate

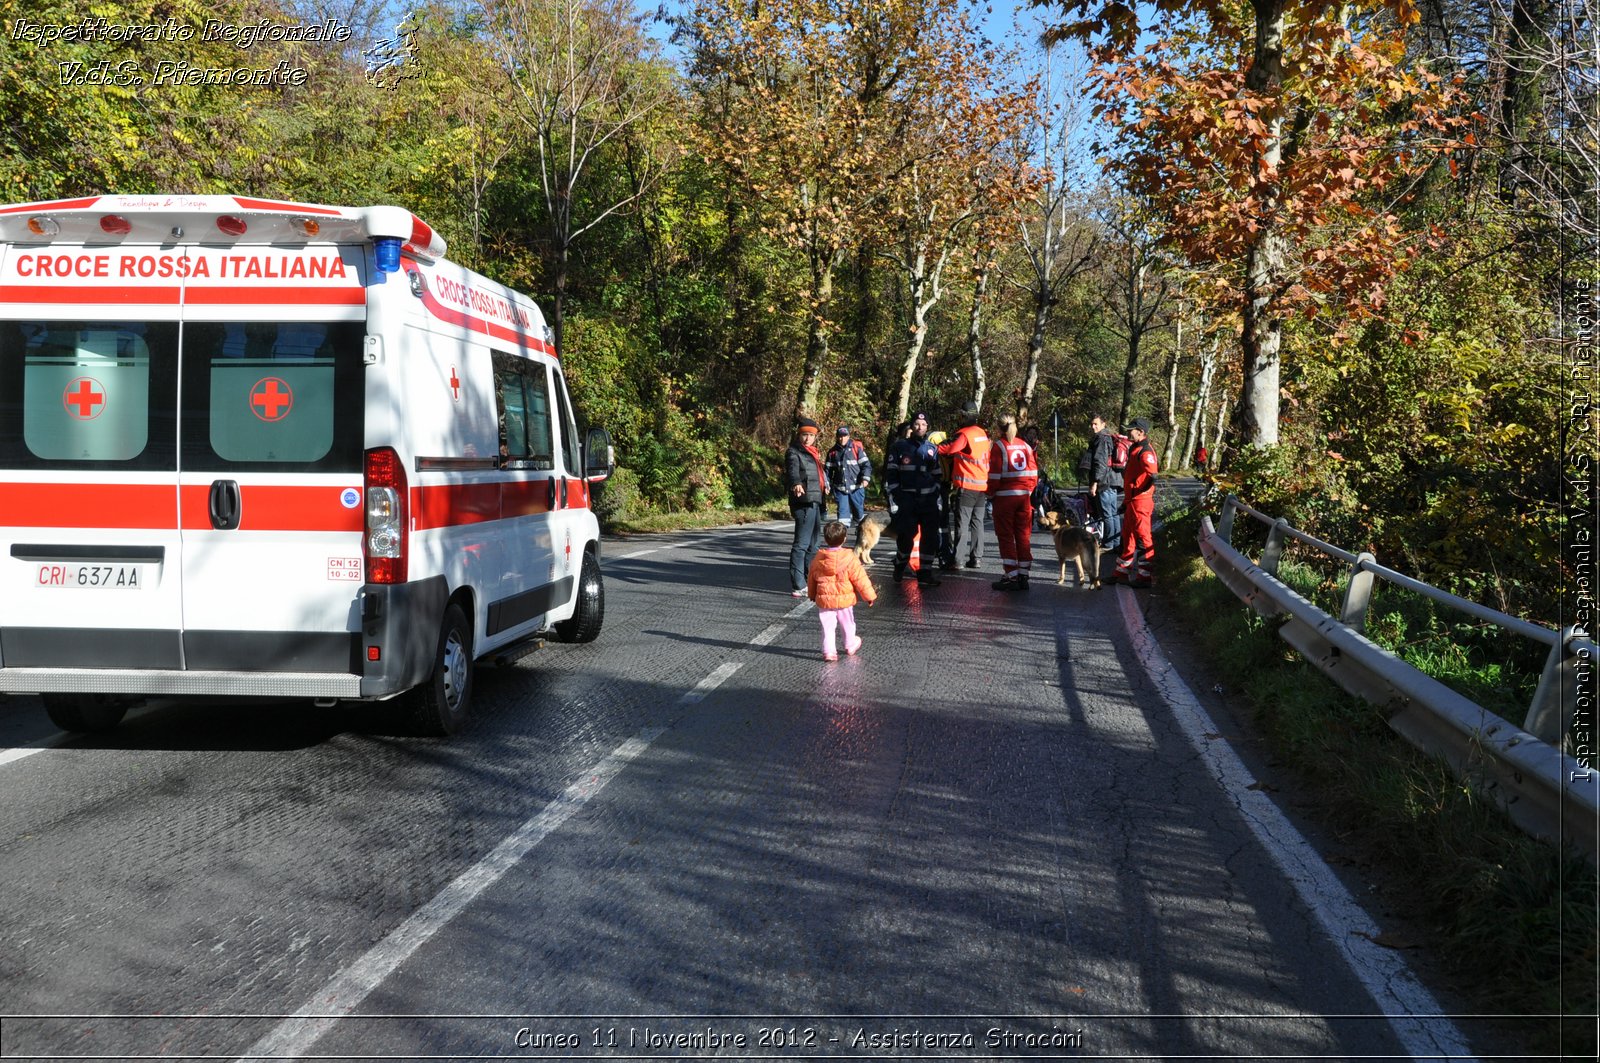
[36,563,149,589]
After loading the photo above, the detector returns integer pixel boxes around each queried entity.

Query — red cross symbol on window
[449,366,460,402]
[63,377,106,420]
[251,377,293,422]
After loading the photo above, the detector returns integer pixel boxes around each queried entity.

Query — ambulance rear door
[0,244,186,674]
[173,245,369,679]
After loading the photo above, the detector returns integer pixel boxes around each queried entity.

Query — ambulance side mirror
[583,427,614,483]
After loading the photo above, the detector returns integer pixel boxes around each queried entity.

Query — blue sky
[647,1,1071,70]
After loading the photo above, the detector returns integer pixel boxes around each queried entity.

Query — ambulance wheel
[410,602,474,735]
[554,551,604,644]
[42,694,129,734]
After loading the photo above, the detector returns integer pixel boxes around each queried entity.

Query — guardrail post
[1261,517,1290,575]
[1340,552,1378,631]
[1526,626,1587,746]
[1216,495,1237,544]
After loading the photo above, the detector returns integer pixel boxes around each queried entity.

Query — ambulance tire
[42,693,130,734]
[554,550,604,644]
[409,602,474,736]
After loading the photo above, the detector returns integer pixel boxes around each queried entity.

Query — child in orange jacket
[807,521,877,661]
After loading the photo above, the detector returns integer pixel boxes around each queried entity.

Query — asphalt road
[0,490,1488,1061]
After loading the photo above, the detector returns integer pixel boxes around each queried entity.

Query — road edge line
[1116,585,1479,1061]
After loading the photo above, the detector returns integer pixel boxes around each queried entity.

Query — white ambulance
[0,195,613,735]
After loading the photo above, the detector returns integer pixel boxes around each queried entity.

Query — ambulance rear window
[0,320,178,471]
[180,321,364,472]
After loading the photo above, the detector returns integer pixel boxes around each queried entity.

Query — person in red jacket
[936,400,991,570]
[987,415,1038,590]
[1111,418,1159,588]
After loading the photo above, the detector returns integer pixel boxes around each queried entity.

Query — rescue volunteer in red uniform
[936,401,991,570]
[1111,417,1158,588]
[987,415,1038,591]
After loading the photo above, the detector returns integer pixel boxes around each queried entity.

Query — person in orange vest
[935,400,991,571]
[1111,417,1159,588]
[987,414,1038,590]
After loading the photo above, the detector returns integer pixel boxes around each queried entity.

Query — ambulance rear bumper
[0,669,361,698]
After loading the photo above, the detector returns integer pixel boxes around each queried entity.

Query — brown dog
[1040,509,1101,588]
[854,517,884,566]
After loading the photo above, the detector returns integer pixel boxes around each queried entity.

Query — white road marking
[235,660,751,1062]
[0,740,60,767]
[613,543,676,560]
[610,521,791,561]
[751,601,812,645]
[1116,587,1478,1061]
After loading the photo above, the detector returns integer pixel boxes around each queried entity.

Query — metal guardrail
[1202,493,1598,864]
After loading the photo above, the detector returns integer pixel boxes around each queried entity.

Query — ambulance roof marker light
[216,215,248,237]
[374,237,402,273]
[99,215,132,236]
[289,217,320,239]
[26,216,59,238]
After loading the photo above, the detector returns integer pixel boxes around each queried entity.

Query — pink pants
[819,606,858,656]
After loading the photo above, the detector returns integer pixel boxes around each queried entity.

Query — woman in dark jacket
[784,417,829,596]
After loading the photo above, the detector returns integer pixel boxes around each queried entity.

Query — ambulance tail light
[364,447,408,584]
[100,215,132,235]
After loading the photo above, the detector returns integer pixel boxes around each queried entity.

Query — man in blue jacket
[826,425,873,531]
[884,411,944,588]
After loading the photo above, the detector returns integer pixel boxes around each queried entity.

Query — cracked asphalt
[0,501,1484,1060]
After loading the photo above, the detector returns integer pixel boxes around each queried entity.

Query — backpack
[1110,433,1132,471]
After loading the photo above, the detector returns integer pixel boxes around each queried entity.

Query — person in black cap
[884,410,944,587]
[784,417,829,596]
[825,424,873,531]
[1111,417,1159,588]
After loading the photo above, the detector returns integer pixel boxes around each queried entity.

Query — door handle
[209,480,241,530]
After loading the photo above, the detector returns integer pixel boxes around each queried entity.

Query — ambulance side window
[553,370,580,475]
[0,320,177,471]
[493,353,553,470]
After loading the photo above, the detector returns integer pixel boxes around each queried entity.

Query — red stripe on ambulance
[0,284,182,304]
[186,287,366,305]
[229,197,343,215]
[179,485,363,532]
[411,483,503,530]
[0,197,102,214]
[0,483,175,528]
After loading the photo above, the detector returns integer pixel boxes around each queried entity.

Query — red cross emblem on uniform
[250,377,293,422]
[63,377,106,420]
[449,366,461,402]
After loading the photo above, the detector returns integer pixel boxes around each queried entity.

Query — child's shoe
[845,636,862,655]
[822,652,839,662]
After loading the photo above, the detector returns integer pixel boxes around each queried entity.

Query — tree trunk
[1183,334,1219,469]
[1118,325,1142,428]
[1161,311,1183,467]
[1020,290,1049,425]
[967,252,991,412]
[893,257,932,424]
[552,239,569,357]
[1499,0,1555,202]
[795,248,834,418]
[1232,0,1288,449]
